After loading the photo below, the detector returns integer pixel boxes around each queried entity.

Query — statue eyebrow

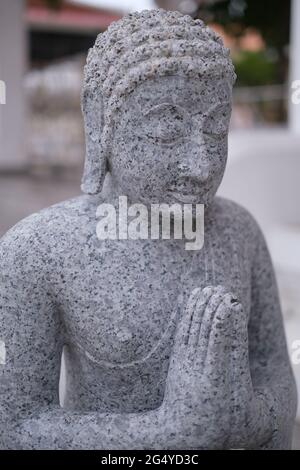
[192,101,232,117]
[142,102,186,116]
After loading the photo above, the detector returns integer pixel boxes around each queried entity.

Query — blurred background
[0,0,299,448]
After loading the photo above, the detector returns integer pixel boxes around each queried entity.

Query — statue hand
[162,286,257,449]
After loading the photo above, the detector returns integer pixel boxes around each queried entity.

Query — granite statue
[0,10,297,449]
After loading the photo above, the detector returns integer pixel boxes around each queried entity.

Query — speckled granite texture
[0,10,297,449]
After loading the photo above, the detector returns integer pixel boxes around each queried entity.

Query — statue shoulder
[0,195,95,273]
[213,196,264,244]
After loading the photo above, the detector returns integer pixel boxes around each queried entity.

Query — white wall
[0,0,27,170]
[289,0,300,134]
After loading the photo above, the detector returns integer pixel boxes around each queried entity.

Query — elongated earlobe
[81,90,107,195]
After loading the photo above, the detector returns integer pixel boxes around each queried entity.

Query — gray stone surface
[0,9,297,449]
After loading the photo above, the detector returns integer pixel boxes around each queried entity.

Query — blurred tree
[42,0,63,9]
[234,50,277,86]
[197,0,290,49]
[195,0,291,84]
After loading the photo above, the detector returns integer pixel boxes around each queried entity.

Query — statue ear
[81,89,107,195]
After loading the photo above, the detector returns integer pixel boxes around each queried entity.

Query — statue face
[109,75,232,206]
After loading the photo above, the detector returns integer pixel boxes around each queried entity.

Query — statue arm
[248,224,297,449]
[0,229,167,450]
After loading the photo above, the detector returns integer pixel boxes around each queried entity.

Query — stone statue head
[81,9,236,206]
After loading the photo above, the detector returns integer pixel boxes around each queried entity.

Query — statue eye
[141,103,186,144]
[202,103,231,139]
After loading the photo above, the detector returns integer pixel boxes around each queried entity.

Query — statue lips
[168,185,201,196]
[168,173,211,197]
[167,181,210,203]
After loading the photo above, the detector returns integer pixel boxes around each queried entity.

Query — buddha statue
[0,10,297,450]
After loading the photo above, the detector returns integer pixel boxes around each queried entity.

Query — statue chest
[59,240,190,367]
[56,234,252,412]
[57,233,251,365]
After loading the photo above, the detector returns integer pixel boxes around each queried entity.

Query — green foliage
[196,0,290,51]
[43,0,63,9]
[196,0,291,84]
[234,50,277,86]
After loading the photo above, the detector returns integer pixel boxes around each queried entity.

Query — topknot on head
[83,9,236,116]
[92,9,223,54]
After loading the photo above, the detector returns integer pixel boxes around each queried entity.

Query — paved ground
[0,172,299,449]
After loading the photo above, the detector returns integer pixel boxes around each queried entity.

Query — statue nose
[177,137,211,180]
